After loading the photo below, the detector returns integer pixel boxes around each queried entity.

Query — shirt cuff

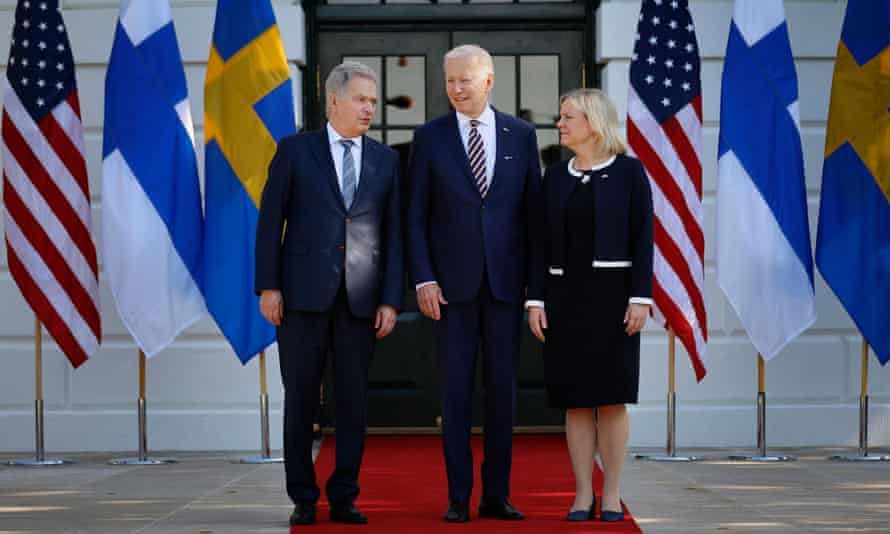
[415,281,437,290]
[525,300,545,309]
[629,297,653,306]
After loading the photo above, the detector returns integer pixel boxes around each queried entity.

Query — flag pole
[757,355,767,457]
[240,350,283,464]
[109,350,176,465]
[728,354,794,462]
[830,338,890,462]
[8,317,73,466]
[636,329,703,462]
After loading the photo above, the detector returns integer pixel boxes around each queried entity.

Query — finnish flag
[102,0,205,357]
[716,0,816,360]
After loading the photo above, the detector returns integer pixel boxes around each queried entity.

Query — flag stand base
[635,453,705,462]
[7,458,75,466]
[108,457,177,466]
[7,400,76,467]
[727,389,795,463]
[829,454,890,462]
[726,454,795,463]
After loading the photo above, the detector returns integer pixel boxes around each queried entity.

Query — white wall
[2,0,887,452]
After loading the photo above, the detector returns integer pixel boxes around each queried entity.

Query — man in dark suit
[255,61,403,527]
[406,45,542,522]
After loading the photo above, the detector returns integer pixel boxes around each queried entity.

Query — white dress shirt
[456,105,497,184]
[416,106,497,291]
[327,122,363,192]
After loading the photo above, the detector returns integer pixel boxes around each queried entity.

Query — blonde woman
[526,89,653,522]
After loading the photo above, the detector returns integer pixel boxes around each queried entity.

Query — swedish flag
[203,0,296,363]
[815,0,890,364]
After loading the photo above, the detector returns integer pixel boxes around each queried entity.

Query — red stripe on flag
[2,111,98,277]
[38,109,89,199]
[66,91,82,118]
[627,117,705,261]
[3,178,101,340]
[654,218,708,336]
[691,95,703,123]
[661,116,702,199]
[653,278,706,381]
[5,241,89,368]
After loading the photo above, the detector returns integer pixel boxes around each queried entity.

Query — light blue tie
[340,139,356,209]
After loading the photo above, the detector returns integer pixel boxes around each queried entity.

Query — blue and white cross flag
[102,0,205,357]
[716,0,816,360]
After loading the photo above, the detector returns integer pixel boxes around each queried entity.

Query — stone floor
[1,444,889,534]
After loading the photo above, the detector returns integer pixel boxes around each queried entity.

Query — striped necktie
[467,119,489,197]
[340,139,356,209]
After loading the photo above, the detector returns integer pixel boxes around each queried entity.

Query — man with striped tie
[407,45,542,522]
[256,62,403,526]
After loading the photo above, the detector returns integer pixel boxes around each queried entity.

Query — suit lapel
[445,113,480,194]
[350,137,379,213]
[309,128,346,210]
[489,110,510,194]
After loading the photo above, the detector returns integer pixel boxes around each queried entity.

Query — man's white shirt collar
[456,105,495,131]
[326,122,363,188]
[327,122,363,149]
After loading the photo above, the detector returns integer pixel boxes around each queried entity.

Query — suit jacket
[254,128,403,318]
[406,109,542,304]
[527,154,654,303]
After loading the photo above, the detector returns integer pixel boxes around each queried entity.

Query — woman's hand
[528,307,548,342]
[624,303,649,335]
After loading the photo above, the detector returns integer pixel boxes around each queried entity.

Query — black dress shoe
[289,502,317,526]
[478,498,524,520]
[444,501,470,522]
[330,503,368,524]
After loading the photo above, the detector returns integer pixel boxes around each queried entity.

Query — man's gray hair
[444,44,494,74]
[325,61,378,96]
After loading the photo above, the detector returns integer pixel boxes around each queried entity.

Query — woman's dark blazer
[527,154,654,304]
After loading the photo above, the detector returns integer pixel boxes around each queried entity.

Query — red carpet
[299,434,643,533]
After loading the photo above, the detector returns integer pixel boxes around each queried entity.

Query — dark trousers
[436,275,522,503]
[277,281,375,506]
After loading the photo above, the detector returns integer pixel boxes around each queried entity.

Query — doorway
[310,2,593,429]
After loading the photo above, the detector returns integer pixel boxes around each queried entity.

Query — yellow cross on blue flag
[815,0,890,364]
[203,1,296,363]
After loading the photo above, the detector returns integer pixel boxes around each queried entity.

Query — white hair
[444,44,494,75]
[325,61,378,96]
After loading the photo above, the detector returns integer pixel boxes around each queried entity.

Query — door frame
[303,0,602,430]
[303,0,601,130]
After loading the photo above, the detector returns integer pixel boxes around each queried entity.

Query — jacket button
[345,217,351,224]
[337,245,345,251]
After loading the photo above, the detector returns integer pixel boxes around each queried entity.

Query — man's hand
[528,307,547,343]
[260,290,284,326]
[417,283,448,320]
[624,303,649,335]
[375,305,398,339]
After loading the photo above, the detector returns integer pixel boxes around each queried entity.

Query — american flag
[2,0,100,367]
[627,0,707,380]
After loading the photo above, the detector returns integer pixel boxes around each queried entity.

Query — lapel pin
[502,127,510,132]
[601,173,609,180]
[504,155,514,160]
